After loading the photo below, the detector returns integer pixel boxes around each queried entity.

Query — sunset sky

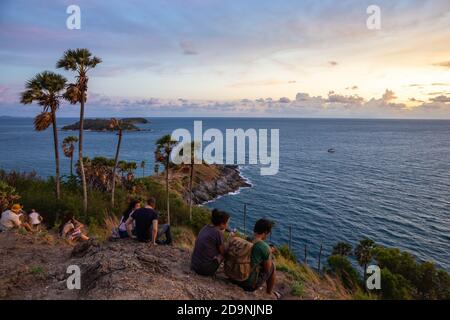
[0,0,449,118]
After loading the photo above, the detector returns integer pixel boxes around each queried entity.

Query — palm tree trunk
[111,130,122,208]
[79,99,88,213]
[189,163,194,222]
[51,110,61,199]
[166,157,170,226]
[363,263,368,290]
[70,154,73,176]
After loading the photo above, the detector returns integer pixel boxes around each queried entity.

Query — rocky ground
[0,231,292,300]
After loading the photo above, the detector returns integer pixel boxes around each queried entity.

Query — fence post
[317,244,323,272]
[243,204,247,237]
[288,226,292,250]
[304,244,308,265]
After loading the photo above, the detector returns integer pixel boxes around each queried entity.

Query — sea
[0,117,449,271]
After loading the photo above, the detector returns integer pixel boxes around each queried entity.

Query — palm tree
[125,162,137,181]
[109,118,123,208]
[21,71,67,199]
[62,136,78,176]
[155,134,177,225]
[57,48,102,213]
[332,241,353,256]
[354,238,375,280]
[186,141,200,222]
[118,160,127,178]
[140,161,146,177]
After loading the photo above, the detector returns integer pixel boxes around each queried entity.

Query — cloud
[430,95,450,103]
[3,87,450,119]
[295,93,311,101]
[326,92,364,105]
[433,61,450,68]
[278,97,291,103]
[179,40,198,55]
[382,89,397,102]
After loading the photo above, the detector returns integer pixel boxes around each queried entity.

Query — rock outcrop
[190,165,251,204]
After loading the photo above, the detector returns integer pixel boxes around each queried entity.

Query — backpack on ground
[224,237,254,281]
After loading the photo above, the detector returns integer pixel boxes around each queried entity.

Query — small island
[121,117,149,124]
[62,118,149,132]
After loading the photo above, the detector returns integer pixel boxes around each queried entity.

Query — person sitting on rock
[118,200,141,238]
[61,216,89,242]
[0,204,32,232]
[125,197,172,245]
[191,209,231,276]
[235,219,279,298]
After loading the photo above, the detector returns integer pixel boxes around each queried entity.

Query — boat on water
[327,148,336,153]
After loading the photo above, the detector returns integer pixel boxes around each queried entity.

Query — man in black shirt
[126,198,158,244]
[125,197,172,244]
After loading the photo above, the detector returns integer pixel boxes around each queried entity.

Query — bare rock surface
[0,232,280,300]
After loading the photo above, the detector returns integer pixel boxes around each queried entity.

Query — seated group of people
[0,204,89,243]
[0,204,43,232]
[116,199,277,296]
[191,209,279,297]
[2,201,276,296]
[116,197,172,245]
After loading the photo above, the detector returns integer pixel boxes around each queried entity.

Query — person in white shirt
[118,200,141,238]
[1,204,32,232]
[28,209,43,231]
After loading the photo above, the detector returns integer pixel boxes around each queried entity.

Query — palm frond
[56,48,102,71]
[34,112,53,131]
[109,118,121,130]
[63,83,82,104]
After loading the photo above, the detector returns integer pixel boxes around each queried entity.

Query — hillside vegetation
[62,118,148,132]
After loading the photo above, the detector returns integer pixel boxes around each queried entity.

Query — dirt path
[0,231,75,299]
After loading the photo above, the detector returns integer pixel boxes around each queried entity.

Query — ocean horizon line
[2,115,450,121]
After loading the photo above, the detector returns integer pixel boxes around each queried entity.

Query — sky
[0,0,449,118]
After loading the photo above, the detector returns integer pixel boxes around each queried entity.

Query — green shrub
[134,177,210,232]
[352,289,377,300]
[277,244,298,263]
[30,266,44,275]
[379,268,412,300]
[326,255,361,290]
[434,270,450,300]
[0,180,20,211]
[2,171,128,228]
[372,246,450,300]
[291,281,304,297]
[332,242,353,256]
